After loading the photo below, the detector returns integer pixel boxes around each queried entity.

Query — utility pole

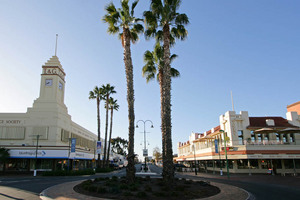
[31,135,42,177]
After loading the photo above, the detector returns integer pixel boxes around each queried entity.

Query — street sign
[71,138,76,152]
[214,139,218,153]
[96,141,101,154]
[143,149,148,156]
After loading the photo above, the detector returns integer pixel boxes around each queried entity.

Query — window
[257,134,263,143]
[276,134,280,142]
[290,134,295,143]
[250,131,256,142]
[238,130,243,145]
[0,127,25,139]
[264,134,269,142]
[282,134,287,143]
[237,159,248,169]
[284,159,294,169]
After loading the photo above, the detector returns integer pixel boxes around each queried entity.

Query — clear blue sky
[0,0,299,159]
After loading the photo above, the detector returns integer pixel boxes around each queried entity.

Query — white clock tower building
[31,55,68,113]
[0,53,100,172]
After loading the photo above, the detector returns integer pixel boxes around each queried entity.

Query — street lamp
[220,130,230,179]
[30,135,41,177]
[136,120,153,172]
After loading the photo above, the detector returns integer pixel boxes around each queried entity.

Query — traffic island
[73,176,220,199]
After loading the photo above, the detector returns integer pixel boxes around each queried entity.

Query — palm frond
[170,67,180,78]
[175,13,189,25]
[131,0,139,16]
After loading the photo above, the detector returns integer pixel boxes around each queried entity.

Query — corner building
[176,105,300,175]
[0,55,101,172]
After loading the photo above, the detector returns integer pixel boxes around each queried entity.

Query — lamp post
[136,120,153,171]
[30,135,41,177]
[220,130,230,179]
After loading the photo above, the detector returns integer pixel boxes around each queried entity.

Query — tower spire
[55,34,58,56]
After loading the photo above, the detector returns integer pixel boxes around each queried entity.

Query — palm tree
[89,86,104,168]
[101,84,116,168]
[144,0,189,183]
[106,97,119,165]
[142,42,180,179]
[103,0,143,183]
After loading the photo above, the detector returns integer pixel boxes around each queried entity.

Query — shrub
[123,191,133,196]
[129,184,139,191]
[97,186,107,194]
[88,185,97,192]
[120,184,129,190]
[136,191,147,198]
[144,185,152,192]
[109,186,121,194]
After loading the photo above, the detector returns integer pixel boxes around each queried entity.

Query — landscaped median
[73,176,220,199]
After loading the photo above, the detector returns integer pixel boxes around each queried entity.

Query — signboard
[96,141,102,154]
[143,149,148,157]
[214,139,219,153]
[71,138,76,153]
[9,149,95,159]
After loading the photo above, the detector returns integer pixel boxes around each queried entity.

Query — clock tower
[30,55,68,113]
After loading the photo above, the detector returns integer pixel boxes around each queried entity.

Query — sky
[0,0,300,159]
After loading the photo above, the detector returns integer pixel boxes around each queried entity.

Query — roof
[247,117,298,129]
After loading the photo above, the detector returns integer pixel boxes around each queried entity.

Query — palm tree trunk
[158,68,166,175]
[162,24,174,184]
[123,27,136,183]
[106,107,114,165]
[103,96,109,168]
[97,98,101,168]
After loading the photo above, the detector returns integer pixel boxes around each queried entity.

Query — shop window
[237,159,248,169]
[207,160,213,167]
[238,130,243,145]
[273,159,282,169]
[261,160,268,169]
[249,160,259,169]
[283,159,294,169]
[296,159,300,169]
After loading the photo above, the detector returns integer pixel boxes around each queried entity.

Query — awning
[253,128,277,134]
[278,127,300,134]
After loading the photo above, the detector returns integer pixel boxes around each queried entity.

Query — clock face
[59,82,63,90]
[45,79,53,86]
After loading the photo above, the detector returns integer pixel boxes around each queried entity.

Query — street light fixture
[136,120,154,172]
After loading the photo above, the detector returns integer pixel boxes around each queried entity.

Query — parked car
[174,163,187,168]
